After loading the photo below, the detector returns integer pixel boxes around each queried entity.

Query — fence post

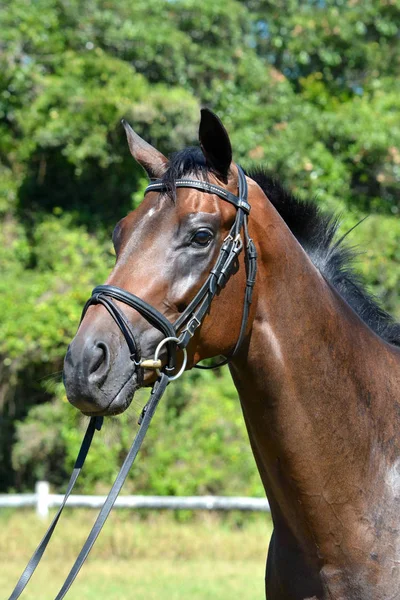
[35,480,50,519]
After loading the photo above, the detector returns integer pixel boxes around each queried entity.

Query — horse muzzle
[63,330,143,416]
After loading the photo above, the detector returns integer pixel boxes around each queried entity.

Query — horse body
[229,189,400,597]
[63,109,400,599]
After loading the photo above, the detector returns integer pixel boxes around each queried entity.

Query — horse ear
[199,108,232,181]
[121,119,168,179]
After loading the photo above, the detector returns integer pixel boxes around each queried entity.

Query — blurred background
[1,1,399,598]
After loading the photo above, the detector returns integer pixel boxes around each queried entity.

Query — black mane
[161,147,210,194]
[164,148,400,347]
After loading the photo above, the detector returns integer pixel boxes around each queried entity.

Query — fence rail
[0,481,270,518]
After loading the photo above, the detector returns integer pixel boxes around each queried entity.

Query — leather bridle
[8,165,257,600]
[81,164,257,378]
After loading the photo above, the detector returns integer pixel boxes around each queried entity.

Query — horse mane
[163,148,400,347]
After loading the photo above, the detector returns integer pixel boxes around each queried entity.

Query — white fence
[0,481,270,519]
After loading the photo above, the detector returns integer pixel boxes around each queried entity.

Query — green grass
[4,560,266,599]
[1,510,272,599]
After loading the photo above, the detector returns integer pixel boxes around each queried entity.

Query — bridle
[81,164,257,378]
[9,164,257,600]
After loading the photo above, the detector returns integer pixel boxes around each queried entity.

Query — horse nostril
[88,341,110,386]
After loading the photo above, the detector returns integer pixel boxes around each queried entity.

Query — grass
[4,560,266,599]
[1,509,273,599]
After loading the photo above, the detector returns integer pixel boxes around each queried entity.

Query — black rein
[8,164,257,600]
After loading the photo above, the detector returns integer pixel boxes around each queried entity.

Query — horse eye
[191,229,213,247]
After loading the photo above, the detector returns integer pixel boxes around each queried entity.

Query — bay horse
[63,109,400,599]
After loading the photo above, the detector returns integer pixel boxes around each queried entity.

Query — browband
[145,178,251,213]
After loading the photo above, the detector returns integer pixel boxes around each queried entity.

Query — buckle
[221,234,233,252]
[232,234,243,254]
[181,314,201,338]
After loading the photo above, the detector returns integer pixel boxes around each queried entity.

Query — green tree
[245,0,400,95]
[0,0,399,493]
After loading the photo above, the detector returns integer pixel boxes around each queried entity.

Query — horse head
[63,109,261,416]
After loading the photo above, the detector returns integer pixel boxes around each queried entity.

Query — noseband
[9,165,258,600]
[81,164,257,379]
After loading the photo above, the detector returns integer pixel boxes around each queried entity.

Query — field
[1,509,273,599]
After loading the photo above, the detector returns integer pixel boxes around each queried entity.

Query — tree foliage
[0,0,399,493]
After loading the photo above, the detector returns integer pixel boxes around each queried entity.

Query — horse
[63,108,400,599]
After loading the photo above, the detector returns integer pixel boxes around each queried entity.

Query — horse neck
[229,195,400,554]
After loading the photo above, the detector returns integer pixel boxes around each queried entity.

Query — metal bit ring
[154,336,188,381]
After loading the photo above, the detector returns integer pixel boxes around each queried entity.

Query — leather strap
[174,165,256,365]
[8,416,103,600]
[83,165,256,372]
[145,178,251,213]
[53,374,168,600]
[8,376,168,600]
[83,285,177,372]
[82,294,141,364]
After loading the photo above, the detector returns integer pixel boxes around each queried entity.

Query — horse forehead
[122,194,176,233]
[175,187,214,214]
[120,184,232,238]
[175,186,235,222]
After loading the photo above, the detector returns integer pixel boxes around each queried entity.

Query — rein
[8,165,257,599]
